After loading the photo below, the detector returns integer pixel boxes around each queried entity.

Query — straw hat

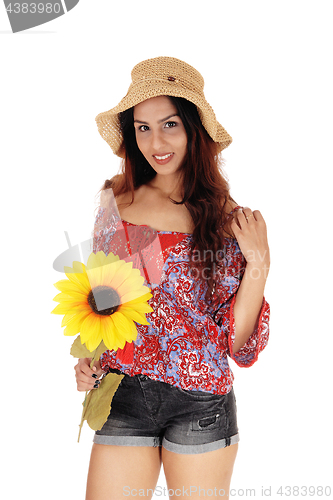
[95,56,232,158]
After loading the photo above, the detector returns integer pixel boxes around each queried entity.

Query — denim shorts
[94,373,239,454]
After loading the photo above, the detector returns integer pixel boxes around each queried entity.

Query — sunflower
[52,251,153,352]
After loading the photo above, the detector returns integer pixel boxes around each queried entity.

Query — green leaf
[94,341,108,362]
[70,335,107,359]
[82,373,124,431]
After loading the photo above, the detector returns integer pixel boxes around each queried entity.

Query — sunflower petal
[120,289,151,303]
[120,307,149,325]
[87,260,122,289]
[52,303,81,315]
[86,252,121,287]
[100,261,123,287]
[54,279,88,296]
[53,291,88,302]
[87,251,119,270]
[123,302,153,314]
[100,316,117,351]
[122,291,152,305]
[63,309,91,336]
[108,261,135,290]
[51,301,89,315]
[117,276,145,298]
[80,314,103,352]
[111,312,138,348]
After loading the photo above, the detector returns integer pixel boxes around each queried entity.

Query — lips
[153,152,174,165]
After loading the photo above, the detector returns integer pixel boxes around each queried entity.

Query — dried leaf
[70,335,91,358]
[82,373,124,431]
[70,335,107,360]
[94,341,108,362]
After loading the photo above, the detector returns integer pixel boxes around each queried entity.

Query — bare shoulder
[115,186,147,221]
[115,191,133,206]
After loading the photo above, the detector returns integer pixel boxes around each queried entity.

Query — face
[133,96,187,178]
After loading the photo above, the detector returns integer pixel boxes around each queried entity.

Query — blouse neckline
[121,218,192,236]
[120,219,237,241]
[117,206,241,239]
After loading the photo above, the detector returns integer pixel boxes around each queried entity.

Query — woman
[75,56,270,499]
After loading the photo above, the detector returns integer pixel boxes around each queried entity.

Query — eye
[137,125,149,132]
[164,121,177,128]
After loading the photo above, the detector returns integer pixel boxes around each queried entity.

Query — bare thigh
[162,443,238,499]
[86,444,162,500]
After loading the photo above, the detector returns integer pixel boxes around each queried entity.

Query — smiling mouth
[153,153,173,160]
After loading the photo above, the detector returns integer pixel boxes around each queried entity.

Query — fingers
[252,209,265,224]
[230,207,267,238]
[233,207,264,225]
[74,357,102,392]
[93,359,105,378]
[231,208,250,232]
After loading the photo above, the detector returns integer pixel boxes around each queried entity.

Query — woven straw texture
[95,56,232,157]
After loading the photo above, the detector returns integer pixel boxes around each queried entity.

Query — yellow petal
[61,312,76,327]
[51,299,89,315]
[120,308,149,325]
[100,316,117,351]
[108,261,134,290]
[53,279,87,296]
[87,260,122,289]
[87,251,119,270]
[104,315,120,350]
[63,309,91,331]
[123,291,152,305]
[64,270,90,293]
[80,314,103,352]
[111,312,138,348]
[63,310,91,336]
[120,289,151,303]
[86,252,121,287]
[51,302,86,315]
[117,275,145,298]
[71,261,87,273]
[100,261,124,287]
[53,291,88,303]
[123,302,153,314]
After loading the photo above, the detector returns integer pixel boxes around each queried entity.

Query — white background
[1,1,332,498]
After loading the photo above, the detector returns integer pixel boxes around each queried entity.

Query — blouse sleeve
[215,292,270,367]
[216,205,270,366]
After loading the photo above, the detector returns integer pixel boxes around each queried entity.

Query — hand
[74,357,105,392]
[231,207,270,276]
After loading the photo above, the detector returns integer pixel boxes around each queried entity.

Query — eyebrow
[133,114,179,125]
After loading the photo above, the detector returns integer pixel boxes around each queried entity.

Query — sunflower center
[87,286,120,315]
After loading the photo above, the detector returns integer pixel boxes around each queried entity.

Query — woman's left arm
[231,207,270,354]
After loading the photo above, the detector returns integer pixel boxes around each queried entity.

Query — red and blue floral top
[93,206,270,395]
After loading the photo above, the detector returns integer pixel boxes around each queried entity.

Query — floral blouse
[93,206,270,394]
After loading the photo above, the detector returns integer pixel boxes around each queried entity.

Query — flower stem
[77,348,99,443]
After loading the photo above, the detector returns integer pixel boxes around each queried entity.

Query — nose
[150,129,166,151]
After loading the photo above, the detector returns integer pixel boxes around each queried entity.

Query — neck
[148,172,184,200]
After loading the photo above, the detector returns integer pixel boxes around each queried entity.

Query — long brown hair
[101,96,234,300]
